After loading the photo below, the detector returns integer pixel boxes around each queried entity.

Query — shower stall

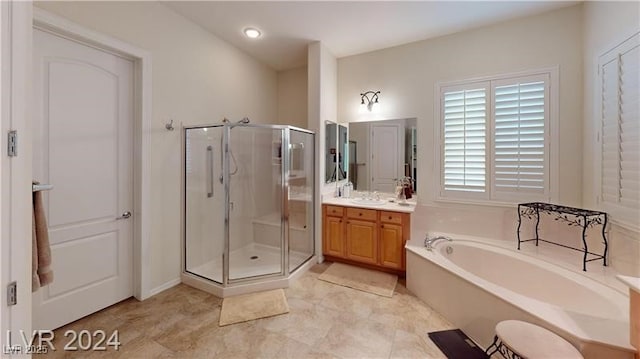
[182,122,315,297]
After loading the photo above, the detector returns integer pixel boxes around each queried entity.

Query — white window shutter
[600,33,640,220]
[492,75,549,201]
[601,58,620,204]
[619,44,640,209]
[442,85,488,197]
[438,69,557,204]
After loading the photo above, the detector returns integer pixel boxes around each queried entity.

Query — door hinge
[7,130,17,157]
[7,281,17,306]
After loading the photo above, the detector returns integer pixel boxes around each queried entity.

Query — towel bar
[32,184,53,192]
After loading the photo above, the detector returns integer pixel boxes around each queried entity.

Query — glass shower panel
[288,129,315,273]
[184,126,224,283]
[227,126,284,281]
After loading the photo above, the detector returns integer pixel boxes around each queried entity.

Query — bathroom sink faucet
[424,235,452,251]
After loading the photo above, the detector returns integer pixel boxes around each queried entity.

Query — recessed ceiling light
[243,27,261,39]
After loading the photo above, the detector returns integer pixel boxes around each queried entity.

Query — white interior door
[32,28,134,330]
[371,124,402,193]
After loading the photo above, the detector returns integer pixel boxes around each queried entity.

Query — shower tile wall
[246,131,282,248]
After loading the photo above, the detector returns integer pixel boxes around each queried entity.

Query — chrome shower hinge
[7,281,17,306]
[7,130,17,157]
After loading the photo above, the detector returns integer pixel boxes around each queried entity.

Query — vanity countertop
[322,195,417,213]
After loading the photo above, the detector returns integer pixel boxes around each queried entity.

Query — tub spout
[424,235,452,251]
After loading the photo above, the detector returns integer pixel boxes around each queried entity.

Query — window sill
[435,197,518,209]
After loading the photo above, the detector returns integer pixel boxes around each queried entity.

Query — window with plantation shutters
[492,75,549,200]
[438,70,555,203]
[442,84,488,198]
[599,33,640,221]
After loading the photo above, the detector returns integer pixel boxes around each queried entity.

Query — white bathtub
[406,235,636,359]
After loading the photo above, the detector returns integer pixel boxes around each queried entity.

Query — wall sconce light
[360,91,380,112]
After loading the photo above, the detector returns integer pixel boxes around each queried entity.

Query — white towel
[32,182,53,292]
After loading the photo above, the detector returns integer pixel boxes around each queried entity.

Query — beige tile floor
[41,262,456,358]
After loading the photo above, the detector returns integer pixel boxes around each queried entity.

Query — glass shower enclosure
[183,123,315,288]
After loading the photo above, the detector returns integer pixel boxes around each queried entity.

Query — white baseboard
[148,278,181,297]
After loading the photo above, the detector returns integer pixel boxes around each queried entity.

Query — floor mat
[219,289,289,326]
[318,262,397,297]
[428,329,488,359]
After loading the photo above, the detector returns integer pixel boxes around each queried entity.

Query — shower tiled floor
[189,243,311,282]
[41,262,455,358]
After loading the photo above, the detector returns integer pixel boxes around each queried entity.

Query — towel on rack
[32,182,53,292]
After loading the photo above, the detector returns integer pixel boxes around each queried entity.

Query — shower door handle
[207,145,214,198]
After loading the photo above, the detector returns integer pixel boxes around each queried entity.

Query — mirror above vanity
[348,118,417,193]
[338,124,348,181]
[325,121,349,184]
[321,117,418,276]
[325,121,337,184]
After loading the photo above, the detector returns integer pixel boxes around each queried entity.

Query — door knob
[117,211,132,220]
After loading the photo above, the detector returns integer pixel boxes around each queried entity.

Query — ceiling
[165,1,578,71]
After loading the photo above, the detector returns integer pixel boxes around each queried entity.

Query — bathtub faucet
[424,235,452,251]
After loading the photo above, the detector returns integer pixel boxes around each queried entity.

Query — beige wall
[337,3,640,276]
[582,1,640,276]
[338,5,584,207]
[308,41,338,261]
[277,66,308,128]
[308,41,338,191]
[35,1,279,290]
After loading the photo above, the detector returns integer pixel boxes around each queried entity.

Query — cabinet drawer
[325,205,344,217]
[346,207,377,221]
[380,211,403,225]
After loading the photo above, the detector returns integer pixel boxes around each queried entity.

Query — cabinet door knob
[381,224,384,228]
[388,216,392,220]
[359,213,362,216]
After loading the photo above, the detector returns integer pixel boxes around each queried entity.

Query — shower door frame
[183,124,225,285]
[223,124,290,284]
[285,126,317,274]
[183,123,316,287]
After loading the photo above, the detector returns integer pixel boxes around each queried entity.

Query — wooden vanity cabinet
[323,205,345,257]
[345,208,378,265]
[322,204,410,274]
[379,211,404,269]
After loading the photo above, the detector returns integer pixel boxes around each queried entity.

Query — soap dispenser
[343,182,353,198]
